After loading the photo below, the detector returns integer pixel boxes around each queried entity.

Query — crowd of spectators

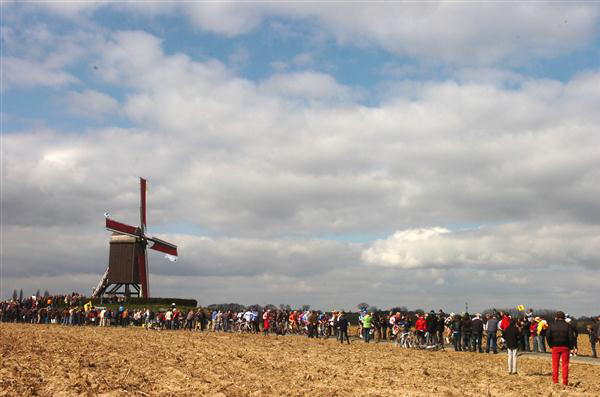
[2,294,598,362]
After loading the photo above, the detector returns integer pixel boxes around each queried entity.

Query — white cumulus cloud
[362,224,600,270]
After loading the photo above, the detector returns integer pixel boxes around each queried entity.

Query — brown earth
[1,323,598,397]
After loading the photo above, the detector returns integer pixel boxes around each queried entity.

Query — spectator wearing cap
[546,311,575,385]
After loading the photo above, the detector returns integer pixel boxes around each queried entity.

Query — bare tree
[301,304,311,311]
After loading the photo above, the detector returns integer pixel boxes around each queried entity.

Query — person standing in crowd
[504,318,520,374]
[185,309,194,331]
[121,307,129,327]
[165,308,173,330]
[307,311,317,338]
[372,313,382,342]
[588,316,599,358]
[415,314,426,346]
[262,310,270,336]
[515,318,525,351]
[338,312,350,344]
[486,314,499,354]
[426,311,437,346]
[531,317,540,352]
[597,315,600,354]
[327,311,335,338]
[526,308,534,322]
[461,313,472,352]
[471,313,484,353]
[437,311,445,347]
[381,312,389,340]
[452,314,462,351]
[99,307,106,327]
[538,317,548,353]
[498,311,510,351]
[546,311,575,386]
[362,312,373,343]
[251,308,259,333]
[566,316,578,356]
[210,309,217,331]
[522,316,531,352]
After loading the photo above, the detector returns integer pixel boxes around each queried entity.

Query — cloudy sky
[2,2,599,315]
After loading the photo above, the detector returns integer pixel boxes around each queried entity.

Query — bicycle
[399,331,415,348]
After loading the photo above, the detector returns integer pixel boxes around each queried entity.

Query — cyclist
[289,311,297,333]
[358,310,366,339]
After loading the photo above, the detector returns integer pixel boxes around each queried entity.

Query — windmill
[92,178,178,299]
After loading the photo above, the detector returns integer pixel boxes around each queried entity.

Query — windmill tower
[93,178,178,299]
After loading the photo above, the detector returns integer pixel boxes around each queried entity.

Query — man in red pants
[546,311,575,385]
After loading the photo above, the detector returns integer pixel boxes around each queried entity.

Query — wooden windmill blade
[140,177,147,232]
[105,218,140,238]
[138,177,150,298]
[147,237,178,256]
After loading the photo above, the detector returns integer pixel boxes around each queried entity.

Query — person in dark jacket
[588,317,598,358]
[471,313,484,353]
[381,313,388,340]
[566,317,578,356]
[504,318,520,374]
[461,313,472,351]
[546,311,575,385]
[337,312,350,344]
[521,317,531,352]
[452,314,462,351]
[426,311,437,346]
[437,311,446,347]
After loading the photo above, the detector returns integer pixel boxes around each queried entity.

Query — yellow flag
[516,305,525,311]
[84,301,92,311]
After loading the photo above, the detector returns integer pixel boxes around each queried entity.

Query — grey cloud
[165,235,361,277]
[3,33,600,238]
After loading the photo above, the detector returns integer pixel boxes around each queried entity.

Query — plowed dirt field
[1,323,598,396]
